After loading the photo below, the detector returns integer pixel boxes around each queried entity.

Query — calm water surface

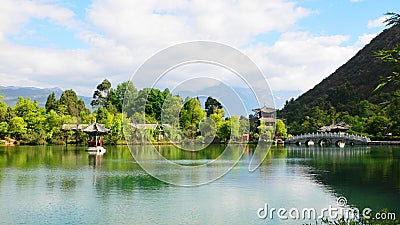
[0,145,398,224]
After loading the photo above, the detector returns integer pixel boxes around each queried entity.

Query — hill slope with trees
[280,24,400,123]
[278,21,400,138]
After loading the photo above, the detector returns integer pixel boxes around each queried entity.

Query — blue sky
[0,0,399,108]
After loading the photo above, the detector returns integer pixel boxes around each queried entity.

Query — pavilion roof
[318,121,351,133]
[252,105,276,113]
[83,122,110,134]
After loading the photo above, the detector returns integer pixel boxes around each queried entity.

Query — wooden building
[252,105,276,127]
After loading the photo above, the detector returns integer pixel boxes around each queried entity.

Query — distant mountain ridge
[0,86,92,109]
[279,24,400,123]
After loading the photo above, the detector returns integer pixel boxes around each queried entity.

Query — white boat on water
[86,146,107,155]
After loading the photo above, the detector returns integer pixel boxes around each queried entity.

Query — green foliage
[161,95,183,126]
[14,97,39,118]
[0,80,251,144]
[365,115,391,137]
[108,81,137,113]
[58,89,86,116]
[103,113,124,145]
[91,79,112,108]
[199,117,216,143]
[8,116,27,140]
[145,88,167,122]
[205,96,223,117]
[275,119,287,138]
[374,45,400,91]
[258,120,272,141]
[164,125,182,143]
[180,98,206,139]
[230,115,240,140]
[383,12,400,27]
[45,92,58,113]
[0,122,7,138]
[0,99,7,122]
[239,116,250,136]
[217,120,231,142]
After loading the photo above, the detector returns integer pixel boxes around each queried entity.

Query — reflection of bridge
[285,132,371,146]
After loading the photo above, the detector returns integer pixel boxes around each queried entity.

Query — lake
[0,144,398,224]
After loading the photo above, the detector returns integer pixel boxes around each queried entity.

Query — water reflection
[284,145,400,213]
[0,144,398,224]
[88,155,103,169]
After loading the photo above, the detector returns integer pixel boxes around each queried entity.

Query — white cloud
[245,32,359,92]
[355,33,377,47]
[367,16,387,28]
[0,0,81,39]
[87,0,310,48]
[349,0,364,2]
[0,0,370,100]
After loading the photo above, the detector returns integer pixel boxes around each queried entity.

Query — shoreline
[2,140,400,147]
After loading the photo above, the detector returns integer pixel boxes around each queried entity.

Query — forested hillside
[278,23,400,138]
[277,18,400,139]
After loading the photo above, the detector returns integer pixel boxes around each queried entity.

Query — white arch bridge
[285,132,371,146]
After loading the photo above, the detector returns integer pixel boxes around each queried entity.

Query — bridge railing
[286,132,370,143]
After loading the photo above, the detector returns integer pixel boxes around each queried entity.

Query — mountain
[0,86,92,109]
[279,24,400,123]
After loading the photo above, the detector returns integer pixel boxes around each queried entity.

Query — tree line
[0,79,287,145]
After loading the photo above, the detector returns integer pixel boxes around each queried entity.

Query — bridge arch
[305,139,315,146]
[318,138,331,146]
[285,132,370,146]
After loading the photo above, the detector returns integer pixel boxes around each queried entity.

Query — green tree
[45,110,63,143]
[164,125,182,143]
[108,81,137,113]
[8,117,27,140]
[230,115,240,140]
[14,97,39,118]
[104,113,124,145]
[0,122,7,138]
[91,79,112,108]
[366,115,391,137]
[239,116,250,136]
[374,12,400,90]
[0,98,7,122]
[199,117,216,143]
[95,107,110,123]
[45,92,58,113]
[161,95,183,126]
[58,90,86,117]
[217,120,231,142]
[145,88,166,122]
[287,121,303,135]
[375,45,400,90]
[275,119,287,138]
[258,120,272,141]
[205,96,223,117]
[179,98,206,139]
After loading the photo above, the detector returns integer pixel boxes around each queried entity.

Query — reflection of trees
[93,173,168,196]
[285,146,400,213]
[0,145,169,195]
